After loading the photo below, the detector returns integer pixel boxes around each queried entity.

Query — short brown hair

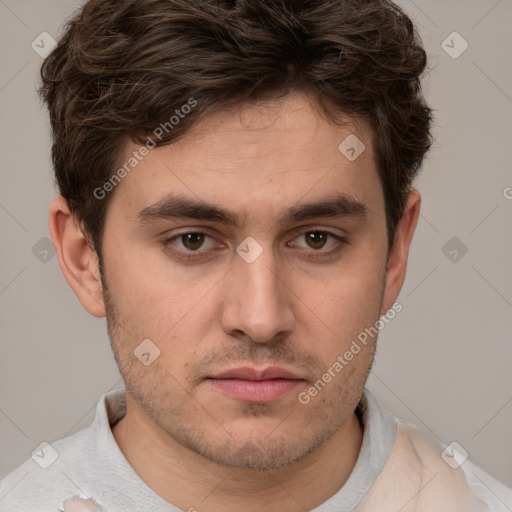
[39,0,433,253]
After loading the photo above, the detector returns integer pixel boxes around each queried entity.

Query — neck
[112,394,363,512]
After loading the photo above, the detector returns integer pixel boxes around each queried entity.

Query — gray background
[1,0,511,490]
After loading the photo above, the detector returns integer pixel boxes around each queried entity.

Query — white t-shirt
[0,388,510,511]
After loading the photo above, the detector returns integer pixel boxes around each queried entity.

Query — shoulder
[0,424,91,510]
[359,419,511,512]
[0,389,127,511]
[461,457,512,512]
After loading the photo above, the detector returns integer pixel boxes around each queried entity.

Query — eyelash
[162,228,347,262]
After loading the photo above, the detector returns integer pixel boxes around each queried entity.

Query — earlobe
[49,196,106,318]
[380,189,421,315]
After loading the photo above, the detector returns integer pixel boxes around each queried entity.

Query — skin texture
[49,92,420,512]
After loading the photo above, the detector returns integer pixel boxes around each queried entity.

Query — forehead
[154,93,371,165]
[108,92,383,221]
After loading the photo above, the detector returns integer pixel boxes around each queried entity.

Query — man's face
[100,92,390,470]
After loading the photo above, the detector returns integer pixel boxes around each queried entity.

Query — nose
[220,241,296,344]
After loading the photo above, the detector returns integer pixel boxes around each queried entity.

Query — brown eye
[304,231,329,250]
[287,229,347,260]
[291,230,342,252]
[181,233,206,251]
[163,231,217,256]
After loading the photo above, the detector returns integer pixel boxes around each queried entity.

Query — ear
[49,196,106,318]
[380,189,421,315]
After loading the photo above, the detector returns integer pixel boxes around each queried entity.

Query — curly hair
[39,0,433,253]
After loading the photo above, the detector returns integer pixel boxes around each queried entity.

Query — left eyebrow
[135,192,369,228]
[278,193,368,224]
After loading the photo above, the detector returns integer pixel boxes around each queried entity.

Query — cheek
[104,254,216,368]
[310,281,383,348]
[313,243,386,309]
[299,255,386,360]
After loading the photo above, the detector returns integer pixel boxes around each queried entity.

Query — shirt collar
[311,388,397,511]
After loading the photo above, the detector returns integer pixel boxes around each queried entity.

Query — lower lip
[207,378,303,403]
